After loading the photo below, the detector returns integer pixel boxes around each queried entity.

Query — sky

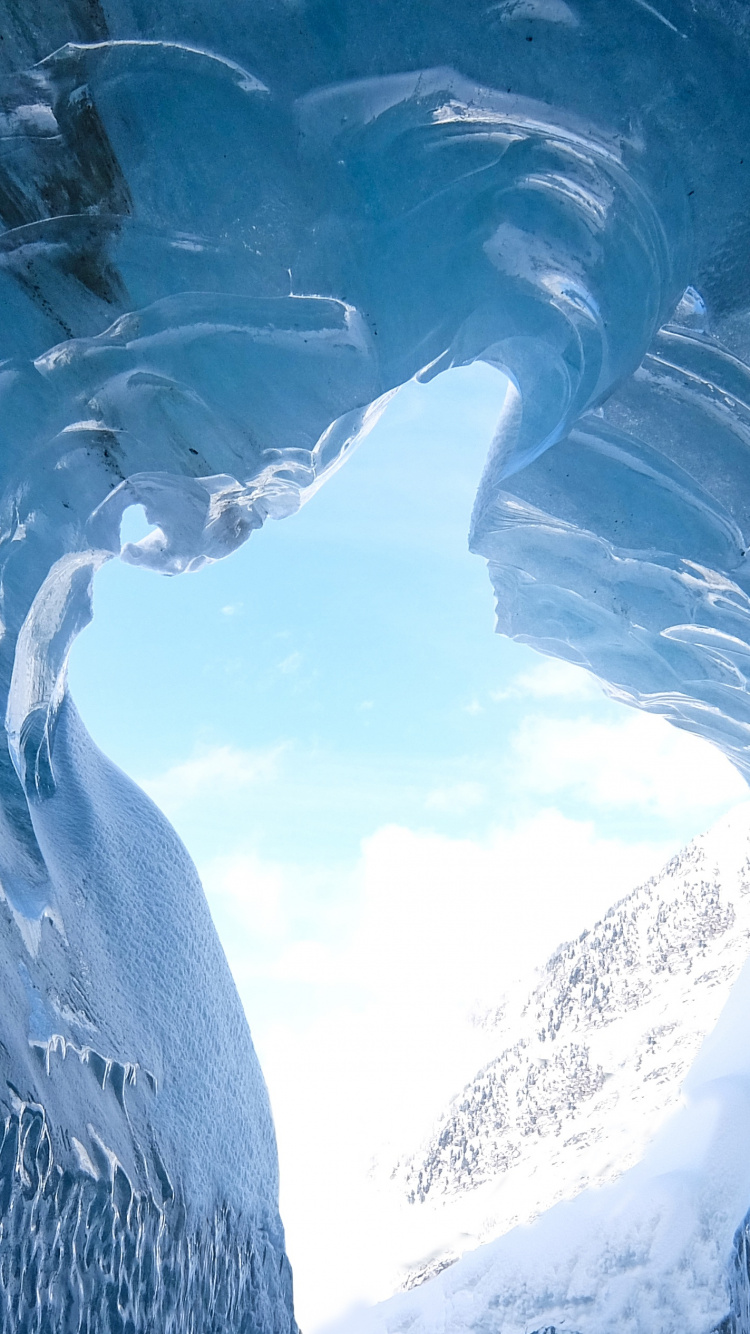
[68,362,749,1330]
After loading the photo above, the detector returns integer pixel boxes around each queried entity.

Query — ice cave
[0,0,750,1330]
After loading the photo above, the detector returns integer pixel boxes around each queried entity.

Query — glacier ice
[1,0,750,1331]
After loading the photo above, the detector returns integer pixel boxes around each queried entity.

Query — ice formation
[2,0,750,1330]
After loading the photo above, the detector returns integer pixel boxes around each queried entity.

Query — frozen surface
[1,0,750,1330]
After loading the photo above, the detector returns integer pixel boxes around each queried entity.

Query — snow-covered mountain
[367,802,750,1304]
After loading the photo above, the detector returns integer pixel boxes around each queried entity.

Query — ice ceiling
[1,0,750,1330]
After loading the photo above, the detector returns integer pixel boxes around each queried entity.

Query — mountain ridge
[384,803,750,1291]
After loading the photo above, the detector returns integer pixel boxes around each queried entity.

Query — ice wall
[1,0,750,1329]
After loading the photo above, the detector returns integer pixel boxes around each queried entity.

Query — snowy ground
[320,804,750,1333]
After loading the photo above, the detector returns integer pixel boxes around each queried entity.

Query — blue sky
[68,363,748,1329]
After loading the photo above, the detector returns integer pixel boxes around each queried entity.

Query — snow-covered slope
[385,803,750,1291]
[329,804,750,1331]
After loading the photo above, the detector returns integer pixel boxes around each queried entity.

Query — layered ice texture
[1,0,750,1330]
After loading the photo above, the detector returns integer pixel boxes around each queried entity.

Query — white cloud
[206,813,668,1015]
[511,710,747,816]
[140,743,284,814]
[424,781,487,813]
[462,698,483,716]
[342,815,675,1011]
[491,656,601,702]
[200,850,349,989]
[221,602,242,616]
[202,852,288,943]
[279,650,302,674]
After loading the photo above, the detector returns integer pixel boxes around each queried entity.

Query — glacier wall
[2,0,750,1330]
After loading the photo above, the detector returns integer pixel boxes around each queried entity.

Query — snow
[327,806,750,1333]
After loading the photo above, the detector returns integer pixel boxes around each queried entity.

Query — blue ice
[0,1,750,1330]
